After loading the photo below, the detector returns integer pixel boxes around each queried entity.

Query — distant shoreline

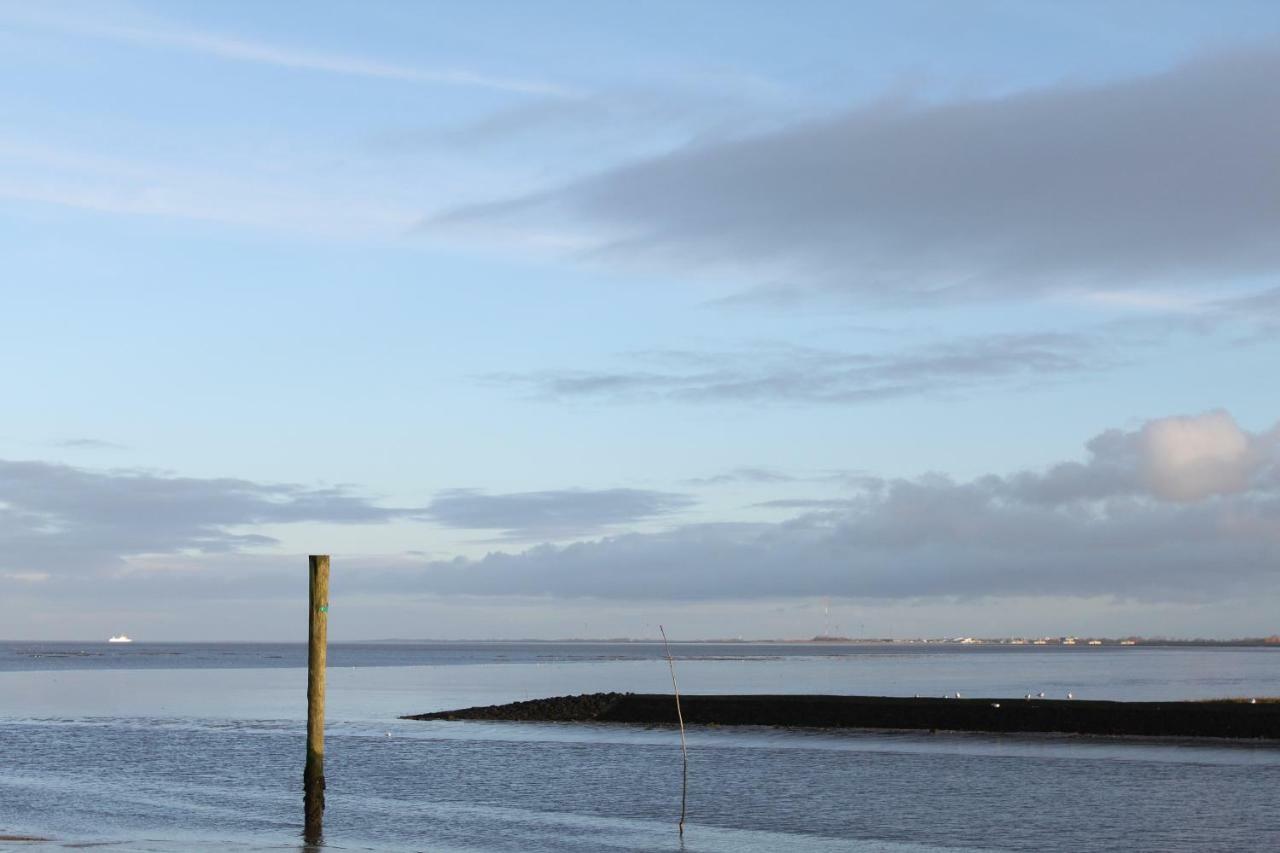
[357,637,1280,648]
[407,692,1280,740]
[5,637,1280,648]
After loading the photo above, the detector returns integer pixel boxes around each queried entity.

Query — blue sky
[2,1,1278,640]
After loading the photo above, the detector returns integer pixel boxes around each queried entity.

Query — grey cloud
[0,460,423,575]
[425,487,695,541]
[1220,285,1280,317]
[684,467,799,486]
[381,99,608,150]
[685,467,874,489]
[1105,284,1280,345]
[383,87,773,152]
[751,498,855,510]
[55,438,127,450]
[437,42,1280,302]
[489,333,1110,405]
[407,499,1278,603]
[380,63,808,161]
[1212,286,1280,342]
[398,411,1280,602]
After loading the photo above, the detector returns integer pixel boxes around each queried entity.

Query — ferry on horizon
[107,635,133,643]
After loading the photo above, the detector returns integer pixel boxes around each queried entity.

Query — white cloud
[1138,411,1258,502]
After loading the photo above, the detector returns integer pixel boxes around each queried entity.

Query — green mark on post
[319,605,328,613]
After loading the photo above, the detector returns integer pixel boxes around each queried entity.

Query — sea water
[1,642,1277,851]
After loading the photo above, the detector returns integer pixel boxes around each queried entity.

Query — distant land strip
[405,693,1280,740]
[364,636,1280,646]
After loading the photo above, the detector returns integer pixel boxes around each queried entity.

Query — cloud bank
[4,413,1277,611]
[437,42,1280,302]
[408,411,1279,601]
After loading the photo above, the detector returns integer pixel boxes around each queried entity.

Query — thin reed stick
[659,624,688,836]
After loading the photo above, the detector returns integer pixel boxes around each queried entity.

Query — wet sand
[406,692,1280,739]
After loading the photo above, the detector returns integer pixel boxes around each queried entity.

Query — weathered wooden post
[304,555,329,844]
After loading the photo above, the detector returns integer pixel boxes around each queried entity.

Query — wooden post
[304,555,329,844]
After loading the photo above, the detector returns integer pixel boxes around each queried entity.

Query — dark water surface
[1,642,1277,851]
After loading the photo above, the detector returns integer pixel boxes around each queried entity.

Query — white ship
[107,635,133,643]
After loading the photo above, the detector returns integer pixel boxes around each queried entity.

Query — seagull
[1250,698,1258,704]
[1037,692,1045,698]
[955,692,962,699]
[1067,692,1074,700]
[991,703,1001,709]
[1024,693,1032,700]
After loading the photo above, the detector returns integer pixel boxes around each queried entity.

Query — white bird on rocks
[1037,692,1045,698]
[1067,692,1074,700]
[955,692,962,699]
[991,703,1001,709]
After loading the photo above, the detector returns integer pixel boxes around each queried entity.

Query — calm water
[1,642,1277,851]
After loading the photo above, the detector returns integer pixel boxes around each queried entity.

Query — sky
[2,0,1278,641]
